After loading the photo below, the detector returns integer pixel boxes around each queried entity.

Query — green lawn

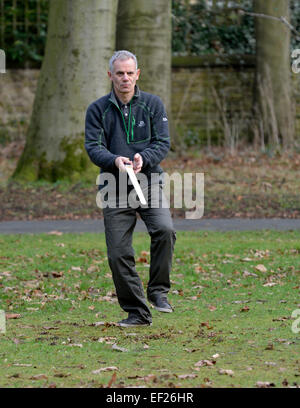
[0,230,299,388]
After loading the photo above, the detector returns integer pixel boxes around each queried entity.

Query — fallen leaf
[137,256,148,263]
[68,343,83,348]
[30,374,48,380]
[194,359,216,367]
[178,374,198,379]
[42,326,59,330]
[201,322,213,329]
[8,373,21,378]
[128,374,156,382]
[90,321,105,326]
[6,313,21,319]
[89,321,118,327]
[265,362,277,366]
[98,337,117,344]
[107,372,117,388]
[195,266,205,273]
[47,230,63,236]
[240,306,250,312]
[272,316,290,322]
[54,373,71,378]
[218,369,234,377]
[92,367,118,374]
[112,343,128,352]
[0,271,11,277]
[243,270,258,277]
[256,381,275,388]
[255,264,267,273]
[263,282,277,287]
[203,377,213,386]
[51,271,63,278]
[12,363,32,367]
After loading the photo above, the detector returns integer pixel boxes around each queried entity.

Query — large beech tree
[253,0,294,148]
[13,0,118,181]
[116,0,172,114]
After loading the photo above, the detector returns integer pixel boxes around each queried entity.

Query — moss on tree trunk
[13,0,118,182]
[253,0,294,149]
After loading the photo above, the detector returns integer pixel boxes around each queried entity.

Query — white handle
[125,165,147,205]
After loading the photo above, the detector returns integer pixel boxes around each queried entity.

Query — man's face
[108,58,140,97]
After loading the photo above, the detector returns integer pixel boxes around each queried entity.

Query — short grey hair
[109,50,138,73]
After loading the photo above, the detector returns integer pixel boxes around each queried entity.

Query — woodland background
[0,0,300,219]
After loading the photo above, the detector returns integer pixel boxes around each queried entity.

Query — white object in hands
[125,164,147,205]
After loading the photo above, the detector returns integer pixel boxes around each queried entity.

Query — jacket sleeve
[139,96,170,168]
[84,103,118,171]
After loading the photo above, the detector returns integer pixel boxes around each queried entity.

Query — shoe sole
[150,303,173,313]
[118,322,152,327]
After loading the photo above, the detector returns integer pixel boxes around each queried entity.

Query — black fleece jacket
[84,86,170,185]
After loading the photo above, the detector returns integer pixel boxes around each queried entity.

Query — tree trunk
[13,0,118,182]
[116,0,172,116]
[253,0,294,149]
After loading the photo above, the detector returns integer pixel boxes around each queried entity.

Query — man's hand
[115,156,132,172]
[133,153,143,174]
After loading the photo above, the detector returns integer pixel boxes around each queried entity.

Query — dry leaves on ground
[255,264,267,273]
[6,313,21,319]
[92,367,118,374]
[218,369,234,377]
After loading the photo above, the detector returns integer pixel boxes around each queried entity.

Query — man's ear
[108,71,112,80]
[136,69,141,80]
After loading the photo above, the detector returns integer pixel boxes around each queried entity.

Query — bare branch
[238,9,300,41]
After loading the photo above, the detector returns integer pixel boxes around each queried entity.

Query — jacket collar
[109,85,140,107]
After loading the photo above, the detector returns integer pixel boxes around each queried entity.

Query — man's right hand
[115,156,132,172]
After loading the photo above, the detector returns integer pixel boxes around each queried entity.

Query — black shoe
[148,296,173,313]
[117,314,152,327]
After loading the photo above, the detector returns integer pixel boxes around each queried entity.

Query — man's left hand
[133,153,143,174]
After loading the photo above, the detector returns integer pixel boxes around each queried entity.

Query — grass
[0,230,300,388]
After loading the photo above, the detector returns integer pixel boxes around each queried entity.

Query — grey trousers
[103,197,176,323]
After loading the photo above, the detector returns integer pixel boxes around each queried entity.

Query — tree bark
[253,0,294,149]
[116,0,172,116]
[13,0,118,181]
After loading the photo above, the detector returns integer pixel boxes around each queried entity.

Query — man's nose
[122,73,129,81]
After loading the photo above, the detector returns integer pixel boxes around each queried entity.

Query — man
[84,50,176,327]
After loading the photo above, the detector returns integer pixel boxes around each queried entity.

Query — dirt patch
[1,149,300,221]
